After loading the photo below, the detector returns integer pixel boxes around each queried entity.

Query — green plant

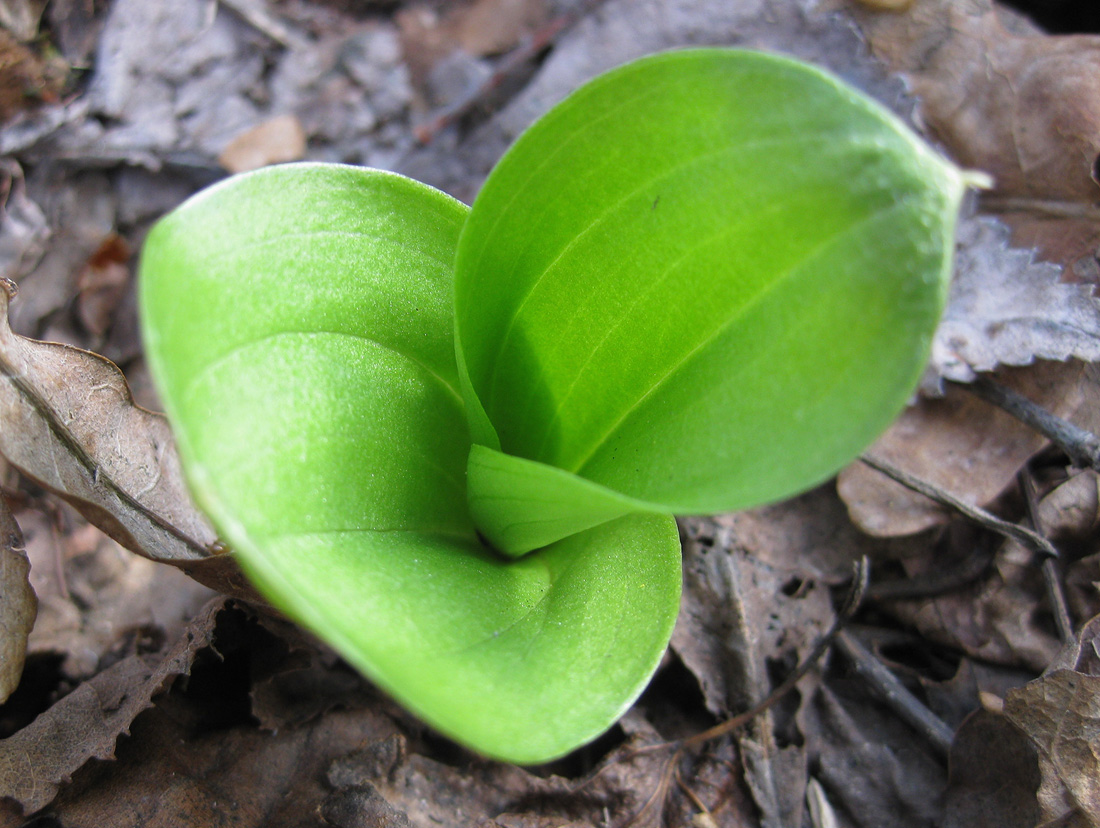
[140,48,969,763]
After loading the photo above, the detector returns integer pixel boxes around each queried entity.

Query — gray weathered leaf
[0,280,254,599]
[929,217,1100,388]
[0,494,35,704]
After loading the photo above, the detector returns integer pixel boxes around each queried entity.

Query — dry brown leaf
[218,114,308,174]
[941,709,1041,828]
[838,360,1085,537]
[0,281,257,600]
[834,0,1100,269]
[0,495,34,703]
[20,504,214,682]
[0,598,222,816]
[1004,669,1100,825]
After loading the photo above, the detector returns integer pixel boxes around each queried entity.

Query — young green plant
[140,48,970,763]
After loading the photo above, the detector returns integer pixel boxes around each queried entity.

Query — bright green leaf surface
[139,164,682,763]
[456,49,967,548]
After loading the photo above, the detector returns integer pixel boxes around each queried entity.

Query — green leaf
[455,48,968,553]
[139,164,682,763]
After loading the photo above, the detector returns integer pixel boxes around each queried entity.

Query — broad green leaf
[139,164,682,763]
[455,49,968,553]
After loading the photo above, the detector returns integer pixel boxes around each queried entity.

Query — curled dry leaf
[0,494,35,703]
[0,281,256,600]
[1004,618,1100,827]
[0,598,223,816]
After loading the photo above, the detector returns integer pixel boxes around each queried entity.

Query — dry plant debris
[0,0,1099,825]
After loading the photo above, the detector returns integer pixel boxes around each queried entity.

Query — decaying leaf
[1004,617,1100,827]
[0,598,222,816]
[217,114,308,174]
[941,709,1041,828]
[930,217,1100,386]
[833,0,1100,270]
[0,281,256,600]
[0,494,35,703]
[840,360,1085,537]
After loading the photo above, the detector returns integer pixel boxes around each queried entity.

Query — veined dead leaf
[0,599,223,817]
[0,493,34,703]
[1004,656,1100,825]
[0,279,256,601]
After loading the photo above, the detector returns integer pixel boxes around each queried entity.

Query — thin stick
[858,453,1059,561]
[960,375,1100,471]
[834,629,954,757]
[1018,469,1074,643]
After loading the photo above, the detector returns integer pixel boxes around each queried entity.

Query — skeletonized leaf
[455,48,968,554]
[0,280,251,599]
[0,494,35,703]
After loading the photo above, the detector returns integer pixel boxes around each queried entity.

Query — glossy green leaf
[455,49,968,553]
[139,164,682,763]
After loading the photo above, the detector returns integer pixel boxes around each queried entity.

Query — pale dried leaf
[929,218,1100,386]
[0,283,255,600]
[454,0,548,57]
[0,159,48,285]
[0,495,34,703]
[0,599,222,815]
[217,114,307,174]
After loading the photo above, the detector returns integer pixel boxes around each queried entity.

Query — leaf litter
[1,0,1100,824]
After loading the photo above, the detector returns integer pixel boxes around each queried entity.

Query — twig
[858,453,1060,561]
[834,629,954,757]
[1018,469,1074,643]
[958,375,1100,471]
[413,1,601,144]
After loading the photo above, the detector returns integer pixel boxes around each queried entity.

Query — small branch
[958,375,1100,471]
[858,453,1059,561]
[834,629,954,757]
[1018,469,1074,643]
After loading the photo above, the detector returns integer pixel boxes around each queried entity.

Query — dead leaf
[0,598,222,816]
[941,709,1041,828]
[218,114,308,174]
[0,281,257,600]
[929,217,1100,387]
[833,0,1100,276]
[0,0,45,42]
[797,676,946,828]
[0,160,48,286]
[0,495,34,703]
[1004,669,1100,826]
[20,503,214,683]
[75,232,130,337]
[454,0,548,57]
[839,360,1085,537]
